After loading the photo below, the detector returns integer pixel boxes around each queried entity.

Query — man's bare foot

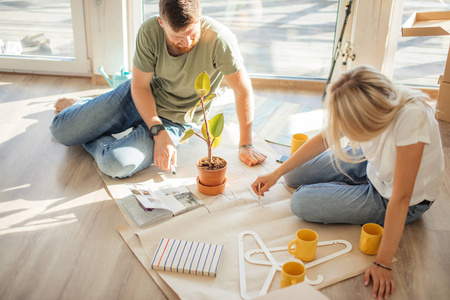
[54,97,77,113]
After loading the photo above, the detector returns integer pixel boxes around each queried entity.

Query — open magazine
[119,184,205,228]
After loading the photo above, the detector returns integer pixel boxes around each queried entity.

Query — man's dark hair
[159,0,201,32]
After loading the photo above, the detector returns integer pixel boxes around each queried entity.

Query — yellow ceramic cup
[280,261,306,288]
[359,223,384,255]
[291,133,309,154]
[288,229,318,262]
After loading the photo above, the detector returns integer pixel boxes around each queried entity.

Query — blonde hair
[324,65,430,173]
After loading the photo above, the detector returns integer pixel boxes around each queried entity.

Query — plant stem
[199,95,212,163]
[193,132,207,141]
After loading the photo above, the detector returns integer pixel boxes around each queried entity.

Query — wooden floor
[0,73,449,300]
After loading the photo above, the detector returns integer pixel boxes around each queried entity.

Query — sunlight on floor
[287,109,324,136]
[0,204,78,236]
[0,189,113,235]
[25,213,77,227]
[2,183,31,192]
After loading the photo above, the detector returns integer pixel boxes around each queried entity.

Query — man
[51,0,266,178]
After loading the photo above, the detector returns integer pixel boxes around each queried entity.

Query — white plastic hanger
[238,231,352,299]
[245,239,353,269]
[238,231,279,299]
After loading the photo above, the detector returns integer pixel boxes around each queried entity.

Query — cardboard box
[436,79,450,123]
[443,47,450,82]
[402,11,450,122]
[402,11,450,37]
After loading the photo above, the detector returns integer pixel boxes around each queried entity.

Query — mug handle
[288,240,296,255]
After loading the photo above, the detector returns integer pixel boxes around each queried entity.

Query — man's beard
[166,36,199,56]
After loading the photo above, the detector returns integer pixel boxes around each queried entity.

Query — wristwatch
[150,124,165,137]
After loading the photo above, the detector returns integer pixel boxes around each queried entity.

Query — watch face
[151,124,165,136]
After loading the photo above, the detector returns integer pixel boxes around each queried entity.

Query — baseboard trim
[8,72,434,100]
[249,77,326,92]
[91,74,110,86]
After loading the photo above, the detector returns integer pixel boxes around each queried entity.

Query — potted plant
[180,71,227,195]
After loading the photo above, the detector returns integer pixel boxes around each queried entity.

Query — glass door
[0,0,90,75]
[142,0,339,80]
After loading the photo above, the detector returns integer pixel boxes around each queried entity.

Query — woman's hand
[364,264,395,299]
[251,172,279,196]
[362,142,424,299]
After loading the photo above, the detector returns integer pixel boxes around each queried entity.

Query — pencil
[170,165,176,175]
[258,183,261,203]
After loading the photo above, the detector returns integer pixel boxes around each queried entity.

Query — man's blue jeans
[284,147,433,225]
[50,80,186,178]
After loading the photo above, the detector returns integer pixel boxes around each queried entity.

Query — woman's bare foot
[54,97,77,113]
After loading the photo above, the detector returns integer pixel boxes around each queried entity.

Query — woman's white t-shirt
[360,101,444,205]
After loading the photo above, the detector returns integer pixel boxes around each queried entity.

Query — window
[0,0,89,75]
[143,0,338,79]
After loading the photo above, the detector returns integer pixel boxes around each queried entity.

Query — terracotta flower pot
[196,156,227,186]
[196,177,226,195]
[196,156,227,195]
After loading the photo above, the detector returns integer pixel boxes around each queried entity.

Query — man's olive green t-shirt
[133,16,244,124]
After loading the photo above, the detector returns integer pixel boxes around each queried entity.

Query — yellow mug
[291,133,309,154]
[280,261,306,288]
[359,223,384,255]
[288,229,318,262]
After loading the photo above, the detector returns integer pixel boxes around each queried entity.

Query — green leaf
[195,72,210,97]
[212,135,222,149]
[179,128,194,144]
[184,107,196,123]
[201,121,208,140]
[204,93,216,104]
[209,113,224,138]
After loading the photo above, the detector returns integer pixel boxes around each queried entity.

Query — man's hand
[153,131,177,171]
[239,146,267,166]
[364,264,395,300]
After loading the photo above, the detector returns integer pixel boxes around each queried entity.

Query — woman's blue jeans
[284,147,432,225]
[50,80,186,178]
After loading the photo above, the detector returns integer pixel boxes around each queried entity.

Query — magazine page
[119,195,173,228]
[120,184,204,227]
[126,184,170,211]
[153,185,204,215]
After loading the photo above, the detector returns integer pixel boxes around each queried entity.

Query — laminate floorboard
[0,73,166,300]
[0,73,449,300]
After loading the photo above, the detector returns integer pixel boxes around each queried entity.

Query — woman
[252,65,444,299]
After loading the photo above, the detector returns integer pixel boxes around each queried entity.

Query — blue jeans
[50,80,186,178]
[284,147,433,225]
